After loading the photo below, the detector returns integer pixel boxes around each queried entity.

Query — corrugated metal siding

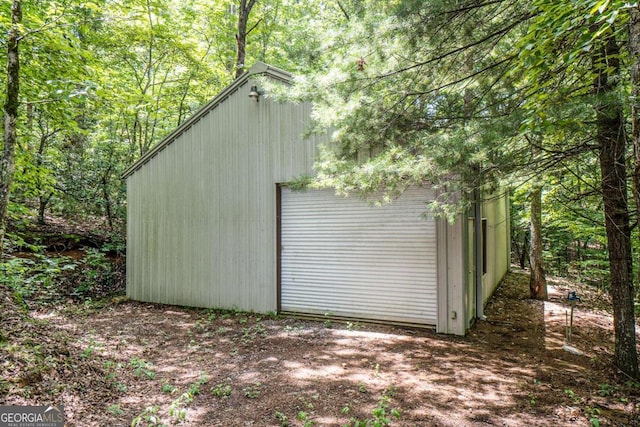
[280,187,437,324]
[126,78,321,312]
[481,191,509,304]
[466,218,475,325]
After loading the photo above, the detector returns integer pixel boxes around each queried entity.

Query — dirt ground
[2,269,640,426]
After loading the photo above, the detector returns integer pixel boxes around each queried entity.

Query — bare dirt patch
[2,270,640,426]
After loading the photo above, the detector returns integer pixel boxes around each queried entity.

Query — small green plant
[211,382,232,398]
[103,360,117,369]
[586,406,601,427]
[131,405,164,427]
[528,393,536,406]
[565,389,601,426]
[162,383,176,394]
[241,323,268,343]
[81,337,102,359]
[274,410,289,426]
[324,312,333,328]
[243,382,262,399]
[188,373,209,395]
[102,232,126,255]
[0,379,10,396]
[193,320,205,332]
[297,411,316,426]
[373,363,381,379]
[107,403,124,416]
[345,386,401,427]
[598,383,613,397]
[357,382,368,394]
[130,358,155,379]
[346,321,360,331]
[564,388,585,405]
[167,375,209,423]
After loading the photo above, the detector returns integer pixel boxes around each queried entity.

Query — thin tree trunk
[529,184,547,299]
[595,32,639,378]
[0,0,22,254]
[37,194,52,225]
[629,5,640,305]
[35,128,50,225]
[519,230,528,269]
[235,0,257,78]
[101,172,113,231]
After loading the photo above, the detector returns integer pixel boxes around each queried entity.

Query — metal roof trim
[121,62,293,179]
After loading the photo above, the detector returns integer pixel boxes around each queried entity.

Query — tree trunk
[37,195,52,225]
[629,5,640,306]
[0,0,22,254]
[235,0,257,78]
[519,230,528,269]
[101,173,113,231]
[595,33,639,378]
[529,184,547,299]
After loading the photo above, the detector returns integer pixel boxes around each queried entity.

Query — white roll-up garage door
[280,186,437,324]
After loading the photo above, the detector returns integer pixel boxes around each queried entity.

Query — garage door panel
[280,187,437,324]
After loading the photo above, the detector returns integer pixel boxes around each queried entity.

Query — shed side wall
[126,79,319,312]
[481,190,510,304]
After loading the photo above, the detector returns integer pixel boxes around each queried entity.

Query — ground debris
[1,271,639,426]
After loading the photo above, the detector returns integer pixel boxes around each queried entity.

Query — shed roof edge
[121,62,292,179]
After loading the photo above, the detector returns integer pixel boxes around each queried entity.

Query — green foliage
[241,323,267,343]
[510,164,611,287]
[211,382,232,398]
[0,246,123,308]
[129,358,155,380]
[0,255,75,306]
[284,175,314,191]
[81,338,100,359]
[0,0,343,229]
[107,404,124,416]
[243,382,262,399]
[131,405,165,427]
[280,0,529,214]
[598,383,613,397]
[161,383,176,394]
[167,374,209,423]
[512,0,629,116]
[274,410,289,426]
[296,410,317,426]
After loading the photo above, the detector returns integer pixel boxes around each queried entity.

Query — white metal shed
[122,62,510,335]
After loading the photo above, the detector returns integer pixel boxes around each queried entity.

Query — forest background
[3,0,640,379]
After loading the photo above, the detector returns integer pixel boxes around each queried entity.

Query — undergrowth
[0,248,124,308]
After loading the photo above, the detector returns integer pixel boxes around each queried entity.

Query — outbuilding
[122,62,510,335]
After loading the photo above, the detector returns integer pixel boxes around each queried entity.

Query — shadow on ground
[2,271,639,426]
